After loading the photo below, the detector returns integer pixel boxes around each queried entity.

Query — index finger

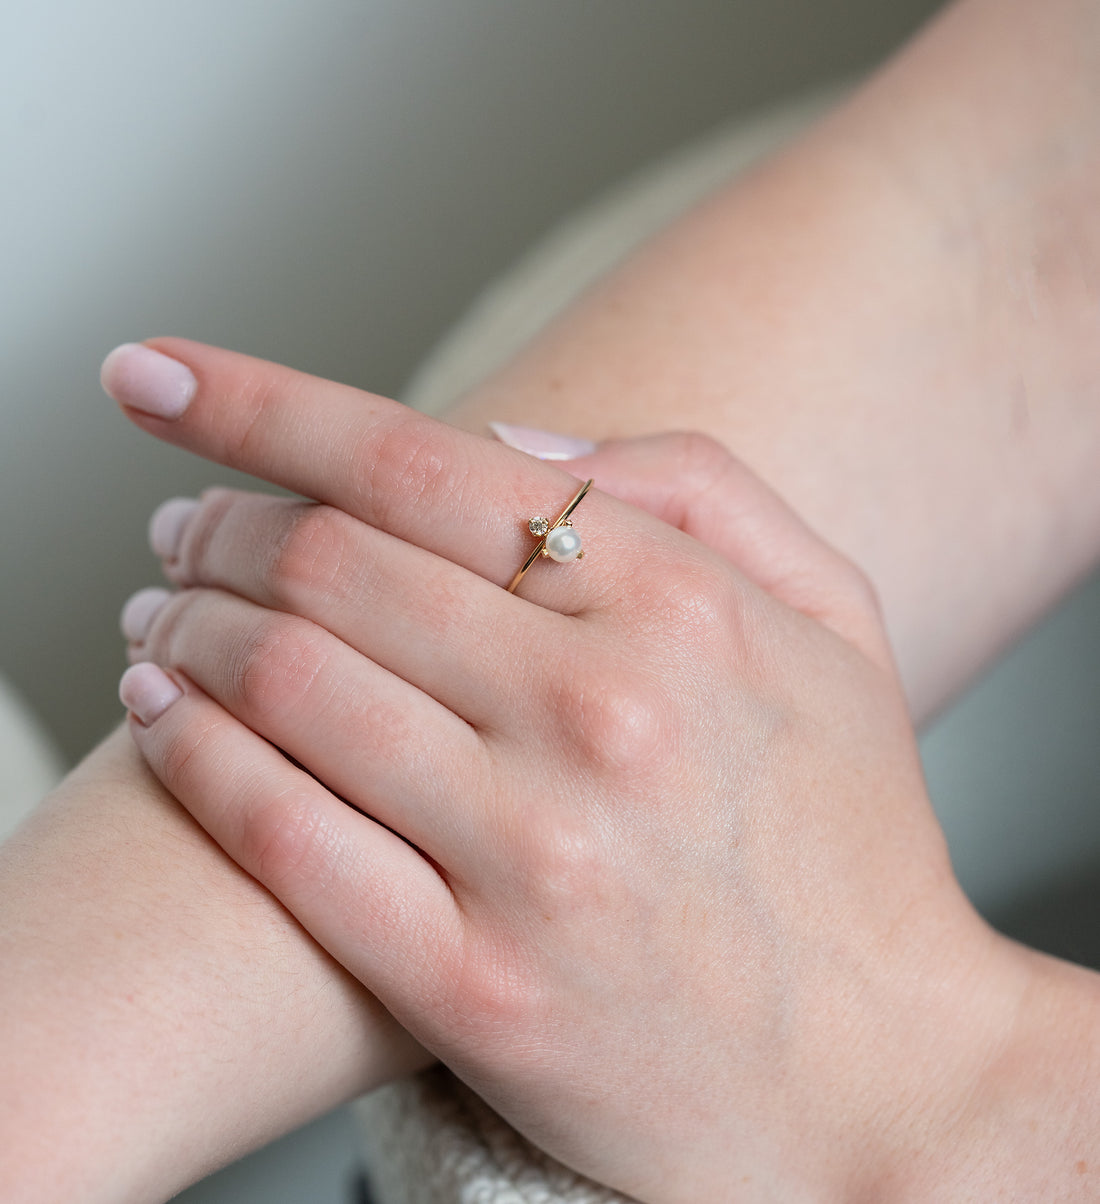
[101,338,619,608]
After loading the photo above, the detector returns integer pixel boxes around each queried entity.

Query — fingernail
[120,587,172,643]
[149,497,200,560]
[488,421,597,461]
[119,662,182,724]
[100,343,197,419]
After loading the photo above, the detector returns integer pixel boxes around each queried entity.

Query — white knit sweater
[357,1070,636,1204]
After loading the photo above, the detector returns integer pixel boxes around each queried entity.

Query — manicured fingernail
[120,587,172,643]
[488,421,597,461]
[100,343,197,419]
[149,497,200,560]
[119,662,182,724]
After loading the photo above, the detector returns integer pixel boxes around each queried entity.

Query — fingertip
[120,586,172,643]
[149,497,201,560]
[100,342,197,420]
[119,662,183,725]
[488,421,597,461]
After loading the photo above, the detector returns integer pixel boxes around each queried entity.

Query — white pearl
[544,524,582,563]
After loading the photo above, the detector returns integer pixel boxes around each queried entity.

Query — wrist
[856,919,1100,1201]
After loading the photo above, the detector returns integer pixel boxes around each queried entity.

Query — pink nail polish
[149,497,200,560]
[488,421,597,461]
[120,587,172,643]
[100,343,197,420]
[119,662,183,724]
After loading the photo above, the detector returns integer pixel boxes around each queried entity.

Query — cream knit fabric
[356,84,843,1203]
[358,1069,636,1204]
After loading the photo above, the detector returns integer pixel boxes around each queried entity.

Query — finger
[119,662,463,1016]
[147,488,570,726]
[127,585,484,864]
[102,339,616,610]
[515,429,893,668]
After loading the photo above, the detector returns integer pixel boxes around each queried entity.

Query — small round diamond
[528,516,549,537]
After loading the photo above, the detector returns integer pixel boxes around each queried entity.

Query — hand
[108,339,1031,1203]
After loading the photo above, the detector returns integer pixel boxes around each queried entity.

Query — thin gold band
[506,478,593,594]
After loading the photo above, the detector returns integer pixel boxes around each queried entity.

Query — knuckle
[558,665,673,776]
[224,367,305,466]
[510,812,636,963]
[785,539,887,655]
[270,503,355,607]
[438,823,610,1042]
[827,552,891,659]
[239,790,330,893]
[229,615,331,723]
[646,555,741,653]
[522,810,604,902]
[838,554,884,626]
[155,710,219,794]
[362,415,464,525]
[666,430,736,487]
[440,939,540,1043]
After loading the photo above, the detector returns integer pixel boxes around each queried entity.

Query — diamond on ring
[528,516,550,537]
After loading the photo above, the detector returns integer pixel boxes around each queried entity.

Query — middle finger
[150,488,581,728]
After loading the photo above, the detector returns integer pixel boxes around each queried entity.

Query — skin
[0,731,428,1204]
[4,0,1100,1196]
[450,0,1100,722]
[110,344,1097,1200]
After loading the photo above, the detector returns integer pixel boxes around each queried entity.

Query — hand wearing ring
[114,340,1020,1204]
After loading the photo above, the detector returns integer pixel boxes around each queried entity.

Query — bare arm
[448,0,1100,719]
[0,730,427,1204]
[6,0,1100,1197]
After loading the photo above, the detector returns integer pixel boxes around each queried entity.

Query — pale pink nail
[488,421,597,461]
[120,587,172,643]
[119,662,182,724]
[149,497,200,560]
[100,343,197,419]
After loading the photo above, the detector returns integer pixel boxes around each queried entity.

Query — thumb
[489,423,889,667]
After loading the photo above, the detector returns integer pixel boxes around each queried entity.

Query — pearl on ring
[506,479,592,594]
[544,523,582,563]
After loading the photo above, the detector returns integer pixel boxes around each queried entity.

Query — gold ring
[506,479,592,594]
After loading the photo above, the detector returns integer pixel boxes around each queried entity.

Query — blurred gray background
[2,0,942,765]
[7,2,1100,1201]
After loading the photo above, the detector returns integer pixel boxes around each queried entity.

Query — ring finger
[147,488,585,729]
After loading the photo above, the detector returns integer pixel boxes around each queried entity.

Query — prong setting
[507,480,593,594]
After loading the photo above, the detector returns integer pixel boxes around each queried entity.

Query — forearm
[886,938,1100,1202]
[446,0,1100,720]
[9,1,1100,1196]
[0,728,426,1204]
[93,337,1100,1198]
